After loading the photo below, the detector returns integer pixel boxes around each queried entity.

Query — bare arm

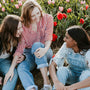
[49,61,65,90]
[44,40,52,53]
[49,61,58,83]
[67,77,90,90]
[3,55,25,85]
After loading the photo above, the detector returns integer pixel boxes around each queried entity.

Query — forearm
[45,40,52,52]
[70,77,90,89]
[9,56,18,71]
[49,62,60,84]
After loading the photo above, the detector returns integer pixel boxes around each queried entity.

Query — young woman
[49,25,90,90]
[0,15,24,90]
[5,0,53,90]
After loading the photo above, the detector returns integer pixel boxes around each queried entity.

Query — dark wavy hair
[0,15,21,53]
[66,25,90,51]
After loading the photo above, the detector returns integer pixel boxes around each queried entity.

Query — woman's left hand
[3,69,14,85]
[34,48,47,58]
[16,54,25,63]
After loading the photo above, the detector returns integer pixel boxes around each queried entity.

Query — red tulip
[80,18,84,24]
[57,13,63,20]
[67,8,72,13]
[54,22,57,26]
[63,13,67,18]
[86,5,89,10]
[52,34,58,41]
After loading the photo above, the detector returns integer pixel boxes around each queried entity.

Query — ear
[74,40,77,45]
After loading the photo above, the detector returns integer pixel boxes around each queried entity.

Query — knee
[31,42,44,54]
[79,70,90,81]
[13,69,18,80]
[57,67,68,77]
[17,63,25,73]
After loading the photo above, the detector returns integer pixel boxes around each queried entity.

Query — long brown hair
[21,0,43,27]
[0,15,21,53]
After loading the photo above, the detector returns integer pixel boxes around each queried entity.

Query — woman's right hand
[3,69,14,85]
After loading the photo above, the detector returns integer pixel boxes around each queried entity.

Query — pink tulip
[18,1,22,6]
[11,0,14,2]
[52,0,55,4]
[83,1,85,4]
[59,6,64,12]
[2,7,5,12]
[0,3,2,8]
[81,1,85,4]
[15,4,19,9]
[48,0,51,4]
[3,0,5,4]
[66,0,69,2]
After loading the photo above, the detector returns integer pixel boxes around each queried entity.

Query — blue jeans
[0,58,18,90]
[17,42,53,90]
[53,67,90,90]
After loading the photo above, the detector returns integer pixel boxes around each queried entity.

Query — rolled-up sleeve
[14,35,26,57]
[45,14,53,41]
[50,43,68,67]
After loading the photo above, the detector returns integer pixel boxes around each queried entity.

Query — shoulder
[85,49,90,56]
[42,13,53,20]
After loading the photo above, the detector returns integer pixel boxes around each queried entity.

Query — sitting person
[49,25,90,90]
[4,0,53,90]
[0,15,24,90]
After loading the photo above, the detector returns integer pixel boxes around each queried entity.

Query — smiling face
[63,32,77,48]
[16,22,23,37]
[31,7,41,23]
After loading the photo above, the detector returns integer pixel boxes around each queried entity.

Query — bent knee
[31,42,44,54]
[79,70,90,81]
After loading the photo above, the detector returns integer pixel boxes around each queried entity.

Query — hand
[16,54,25,63]
[3,69,14,85]
[34,48,46,58]
[54,80,66,90]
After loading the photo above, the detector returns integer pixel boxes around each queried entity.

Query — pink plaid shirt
[14,13,53,56]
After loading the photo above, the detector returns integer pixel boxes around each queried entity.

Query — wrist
[54,79,60,84]
[44,47,49,52]
[9,67,14,71]
[70,84,77,90]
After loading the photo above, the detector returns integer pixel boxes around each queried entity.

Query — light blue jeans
[17,42,53,90]
[53,66,90,90]
[0,58,18,90]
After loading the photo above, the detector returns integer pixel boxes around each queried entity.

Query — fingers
[10,73,14,81]
[16,55,24,63]
[4,75,9,85]
[16,60,23,63]
[35,48,40,53]
[34,49,41,58]
[3,73,14,85]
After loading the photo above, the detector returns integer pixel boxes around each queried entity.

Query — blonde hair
[21,0,43,27]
